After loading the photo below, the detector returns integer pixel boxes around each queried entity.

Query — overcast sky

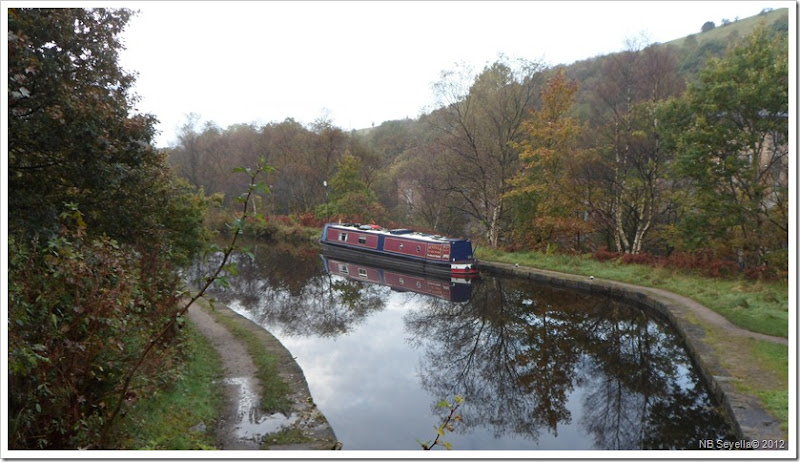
[110,1,793,147]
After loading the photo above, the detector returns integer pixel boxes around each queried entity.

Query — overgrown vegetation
[7,8,264,449]
[7,9,210,448]
[109,321,224,450]
[8,213,191,448]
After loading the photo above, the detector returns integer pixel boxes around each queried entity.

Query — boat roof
[326,223,465,243]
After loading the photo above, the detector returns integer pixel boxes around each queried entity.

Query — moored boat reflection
[321,252,473,303]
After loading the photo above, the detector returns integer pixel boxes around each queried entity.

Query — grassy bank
[476,247,788,338]
[110,320,224,450]
[750,341,789,428]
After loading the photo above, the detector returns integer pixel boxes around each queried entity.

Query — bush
[296,212,325,228]
[621,252,657,266]
[593,247,619,262]
[8,215,186,449]
[589,248,757,280]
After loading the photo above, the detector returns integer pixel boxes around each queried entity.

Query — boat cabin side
[321,223,476,264]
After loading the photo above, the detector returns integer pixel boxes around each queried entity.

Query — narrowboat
[319,223,479,277]
[320,253,473,303]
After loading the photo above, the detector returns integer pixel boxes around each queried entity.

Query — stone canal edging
[477,260,787,446]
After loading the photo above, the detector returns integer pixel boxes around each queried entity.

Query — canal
[195,239,735,450]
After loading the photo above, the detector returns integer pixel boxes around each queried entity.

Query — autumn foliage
[8,9,209,448]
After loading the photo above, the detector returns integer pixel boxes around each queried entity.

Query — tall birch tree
[428,56,545,247]
[586,43,683,254]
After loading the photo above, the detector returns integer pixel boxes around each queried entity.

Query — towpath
[187,300,339,450]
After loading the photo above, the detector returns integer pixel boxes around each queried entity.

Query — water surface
[196,240,735,450]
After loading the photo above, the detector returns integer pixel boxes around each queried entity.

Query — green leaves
[663,24,788,264]
[9,8,167,242]
[8,223,174,448]
[419,394,464,450]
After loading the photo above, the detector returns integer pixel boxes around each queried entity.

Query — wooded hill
[167,8,788,274]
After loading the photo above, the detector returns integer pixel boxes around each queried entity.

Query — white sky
[112,1,794,147]
[5,1,796,147]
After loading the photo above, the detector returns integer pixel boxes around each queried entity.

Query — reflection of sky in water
[222,377,296,443]
[219,253,734,451]
[233,294,434,449]
[231,290,597,450]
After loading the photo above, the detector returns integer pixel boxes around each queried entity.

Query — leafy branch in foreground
[99,159,273,446]
[418,394,464,450]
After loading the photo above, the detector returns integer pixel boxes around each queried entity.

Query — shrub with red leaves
[593,248,619,262]
[621,252,656,266]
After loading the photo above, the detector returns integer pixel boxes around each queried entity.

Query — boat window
[339,264,349,274]
[358,235,367,244]
[416,246,421,253]
[358,268,368,278]
[399,243,404,249]
[339,232,347,242]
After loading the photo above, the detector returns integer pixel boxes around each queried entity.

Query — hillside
[356,8,789,137]
[665,7,788,49]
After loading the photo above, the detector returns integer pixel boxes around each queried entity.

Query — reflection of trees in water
[578,307,669,449]
[190,243,734,448]
[405,277,589,441]
[194,240,386,337]
[406,276,734,449]
[577,304,734,449]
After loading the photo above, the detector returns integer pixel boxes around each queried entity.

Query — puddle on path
[223,377,297,448]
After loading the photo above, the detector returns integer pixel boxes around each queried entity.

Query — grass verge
[701,325,790,434]
[748,340,790,430]
[110,320,224,449]
[476,248,788,338]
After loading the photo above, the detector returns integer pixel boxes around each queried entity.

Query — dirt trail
[187,302,338,450]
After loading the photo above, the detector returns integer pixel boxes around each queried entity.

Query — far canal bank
[478,260,788,445]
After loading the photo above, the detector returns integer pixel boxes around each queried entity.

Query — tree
[664,25,789,268]
[8,8,209,448]
[583,42,684,254]
[508,69,592,250]
[261,118,316,214]
[9,9,161,241]
[320,153,386,222]
[394,136,469,234]
[428,56,546,247]
[701,21,716,33]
